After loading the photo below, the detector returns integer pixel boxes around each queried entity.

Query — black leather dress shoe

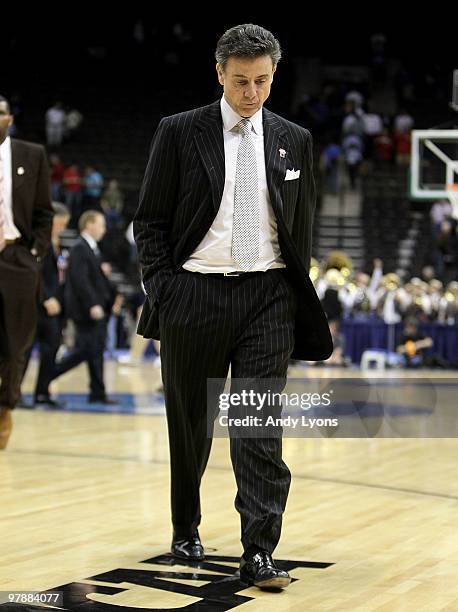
[239,549,291,590]
[88,397,119,405]
[171,532,204,561]
[35,396,65,409]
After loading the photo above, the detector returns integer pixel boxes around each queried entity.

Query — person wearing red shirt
[63,163,82,228]
[50,154,65,200]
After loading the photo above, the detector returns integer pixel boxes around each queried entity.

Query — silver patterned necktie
[231,118,259,270]
[0,151,5,252]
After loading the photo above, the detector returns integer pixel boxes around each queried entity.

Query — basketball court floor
[1,360,457,611]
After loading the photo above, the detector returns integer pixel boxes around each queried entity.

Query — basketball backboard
[410,129,458,200]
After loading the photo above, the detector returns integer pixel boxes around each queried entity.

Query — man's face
[86,214,106,242]
[0,101,13,144]
[216,55,276,118]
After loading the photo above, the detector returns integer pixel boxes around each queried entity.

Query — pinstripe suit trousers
[159,266,297,554]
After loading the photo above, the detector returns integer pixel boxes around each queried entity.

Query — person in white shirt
[134,23,332,590]
[0,95,53,449]
[45,102,66,147]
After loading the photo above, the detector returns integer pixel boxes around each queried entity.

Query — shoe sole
[255,575,291,590]
[240,574,291,590]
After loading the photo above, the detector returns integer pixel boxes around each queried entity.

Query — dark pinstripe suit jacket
[133,100,332,360]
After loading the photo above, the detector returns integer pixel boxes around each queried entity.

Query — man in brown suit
[0,95,53,449]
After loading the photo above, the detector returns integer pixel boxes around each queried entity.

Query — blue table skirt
[341,318,458,364]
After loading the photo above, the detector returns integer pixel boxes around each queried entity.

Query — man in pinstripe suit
[134,24,332,590]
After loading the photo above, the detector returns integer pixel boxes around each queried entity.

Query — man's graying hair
[215,24,282,70]
[52,202,70,217]
[0,95,11,113]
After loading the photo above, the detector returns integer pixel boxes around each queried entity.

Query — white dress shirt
[0,136,21,239]
[81,232,98,252]
[45,107,66,127]
[182,96,285,273]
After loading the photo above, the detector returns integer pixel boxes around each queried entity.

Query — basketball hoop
[446,183,458,220]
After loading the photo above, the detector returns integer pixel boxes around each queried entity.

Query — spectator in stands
[335,259,382,318]
[312,248,457,365]
[83,165,104,212]
[362,106,383,160]
[374,128,393,162]
[342,133,363,189]
[65,107,83,141]
[49,154,65,201]
[394,128,411,165]
[45,102,66,147]
[345,90,364,112]
[430,199,453,238]
[342,101,365,138]
[396,317,436,368]
[427,279,444,321]
[63,162,82,228]
[101,179,124,229]
[44,211,118,404]
[320,140,341,195]
[393,108,413,165]
[403,278,432,322]
[438,281,458,325]
[374,273,408,324]
[421,265,436,283]
[394,109,414,134]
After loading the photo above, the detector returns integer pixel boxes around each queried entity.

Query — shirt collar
[0,136,11,159]
[81,232,98,251]
[220,96,263,136]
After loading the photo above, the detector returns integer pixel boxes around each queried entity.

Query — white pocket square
[285,169,300,181]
